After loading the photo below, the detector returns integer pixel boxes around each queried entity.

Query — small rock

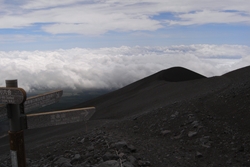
[127,144,136,152]
[162,118,167,122]
[102,152,119,161]
[201,144,211,148]
[133,126,138,129]
[97,160,120,167]
[87,145,94,151]
[161,130,171,136]
[196,151,203,158]
[171,111,179,119]
[115,141,128,149]
[64,150,74,154]
[128,155,136,165]
[123,161,134,167]
[74,154,81,159]
[75,162,88,167]
[188,131,197,137]
[138,160,151,166]
[46,153,51,158]
[133,126,139,133]
[172,130,184,139]
[226,159,232,164]
[200,136,210,143]
[192,121,199,128]
[200,136,212,148]
[53,157,72,167]
[133,116,139,120]
[71,154,81,163]
[118,152,125,158]
[80,138,85,143]
[238,146,245,152]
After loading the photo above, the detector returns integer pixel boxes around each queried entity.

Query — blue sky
[0,0,250,92]
[0,0,249,51]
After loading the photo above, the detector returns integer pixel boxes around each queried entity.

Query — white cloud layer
[0,45,249,93]
[0,0,249,35]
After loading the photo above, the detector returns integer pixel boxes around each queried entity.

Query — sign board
[0,104,6,113]
[0,104,7,122]
[24,90,63,112]
[0,87,26,104]
[0,90,63,122]
[25,107,95,129]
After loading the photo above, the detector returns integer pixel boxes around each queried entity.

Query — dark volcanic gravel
[1,66,250,166]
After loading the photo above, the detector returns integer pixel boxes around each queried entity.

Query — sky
[0,0,250,93]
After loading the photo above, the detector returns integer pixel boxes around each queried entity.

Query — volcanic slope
[1,66,250,167]
[72,66,250,166]
[74,66,207,119]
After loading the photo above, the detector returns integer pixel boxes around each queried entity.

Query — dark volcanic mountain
[74,67,207,119]
[1,66,250,167]
[155,66,206,82]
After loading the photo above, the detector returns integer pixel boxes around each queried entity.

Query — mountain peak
[156,66,206,82]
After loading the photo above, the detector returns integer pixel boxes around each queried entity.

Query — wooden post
[6,80,26,167]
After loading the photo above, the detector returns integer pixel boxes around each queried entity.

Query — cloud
[0,34,41,43]
[0,45,249,93]
[21,0,84,9]
[168,10,250,26]
[0,0,249,35]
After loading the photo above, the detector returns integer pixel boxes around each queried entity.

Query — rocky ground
[1,122,151,167]
[1,98,250,167]
[1,66,250,166]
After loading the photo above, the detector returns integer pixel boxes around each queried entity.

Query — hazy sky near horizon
[0,0,250,92]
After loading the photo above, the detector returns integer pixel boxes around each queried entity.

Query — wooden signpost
[0,90,63,122]
[0,80,96,167]
[0,104,7,122]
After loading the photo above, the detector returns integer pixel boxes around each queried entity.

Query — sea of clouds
[0,45,250,93]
